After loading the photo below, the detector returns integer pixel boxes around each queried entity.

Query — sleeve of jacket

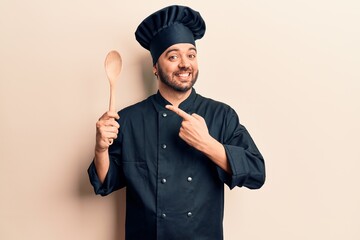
[87,124,126,196]
[217,108,266,190]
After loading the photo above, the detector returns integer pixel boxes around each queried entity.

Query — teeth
[178,73,190,77]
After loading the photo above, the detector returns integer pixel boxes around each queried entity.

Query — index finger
[165,105,192,120]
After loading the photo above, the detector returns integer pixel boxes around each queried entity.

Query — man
[88,5,265,240]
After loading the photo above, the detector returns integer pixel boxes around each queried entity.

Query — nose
[178,56,190,68]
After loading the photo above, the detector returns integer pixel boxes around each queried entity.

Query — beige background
[1,0,359,239]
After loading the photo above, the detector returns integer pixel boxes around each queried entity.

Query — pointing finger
[165,105,192,121]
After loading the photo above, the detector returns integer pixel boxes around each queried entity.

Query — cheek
[165,66,178,74]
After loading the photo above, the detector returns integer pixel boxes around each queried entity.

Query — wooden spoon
[104,50,122,144]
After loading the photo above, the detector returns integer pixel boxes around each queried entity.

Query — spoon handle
[109,83,116,112]
[109,83,116,145]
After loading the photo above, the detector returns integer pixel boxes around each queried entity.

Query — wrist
[198,135,217,154]
[95,148,108,158]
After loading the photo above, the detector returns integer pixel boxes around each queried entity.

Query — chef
[88,5,265,240]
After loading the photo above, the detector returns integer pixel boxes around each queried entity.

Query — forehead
[162,43,197,55]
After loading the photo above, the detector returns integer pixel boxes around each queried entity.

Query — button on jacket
[88,89,265,240]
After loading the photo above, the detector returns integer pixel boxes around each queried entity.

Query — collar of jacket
[152,88,197,113]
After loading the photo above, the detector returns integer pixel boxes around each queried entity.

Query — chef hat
[135,5,206,64]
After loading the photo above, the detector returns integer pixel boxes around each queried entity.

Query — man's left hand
[166,105,211,151]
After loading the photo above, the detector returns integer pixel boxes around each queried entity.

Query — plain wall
[1,0,359,239]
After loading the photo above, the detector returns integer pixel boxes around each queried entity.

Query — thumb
[100,111,120,120]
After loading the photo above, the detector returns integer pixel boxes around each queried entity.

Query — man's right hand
[95,111,120,153]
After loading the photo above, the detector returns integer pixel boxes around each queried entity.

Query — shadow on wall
[140,54,158,96]
[113,189,126,240]
[78,159,126,240]
[77,54,156,240]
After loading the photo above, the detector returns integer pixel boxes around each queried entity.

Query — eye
[168,55,178,61]
[188,53,197,59]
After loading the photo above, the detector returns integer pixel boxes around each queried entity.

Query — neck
[158,84,192,107]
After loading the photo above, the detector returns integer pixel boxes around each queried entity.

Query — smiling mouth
[175,72,191,79]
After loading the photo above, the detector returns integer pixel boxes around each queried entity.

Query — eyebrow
[164,47,197,56]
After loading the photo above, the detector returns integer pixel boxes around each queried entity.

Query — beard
[157,64,199,92]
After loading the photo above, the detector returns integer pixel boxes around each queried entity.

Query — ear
[153,65,158,77]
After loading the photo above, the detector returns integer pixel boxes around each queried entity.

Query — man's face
[154,43,199,92]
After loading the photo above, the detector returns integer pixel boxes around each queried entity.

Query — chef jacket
[88,88,265,240]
